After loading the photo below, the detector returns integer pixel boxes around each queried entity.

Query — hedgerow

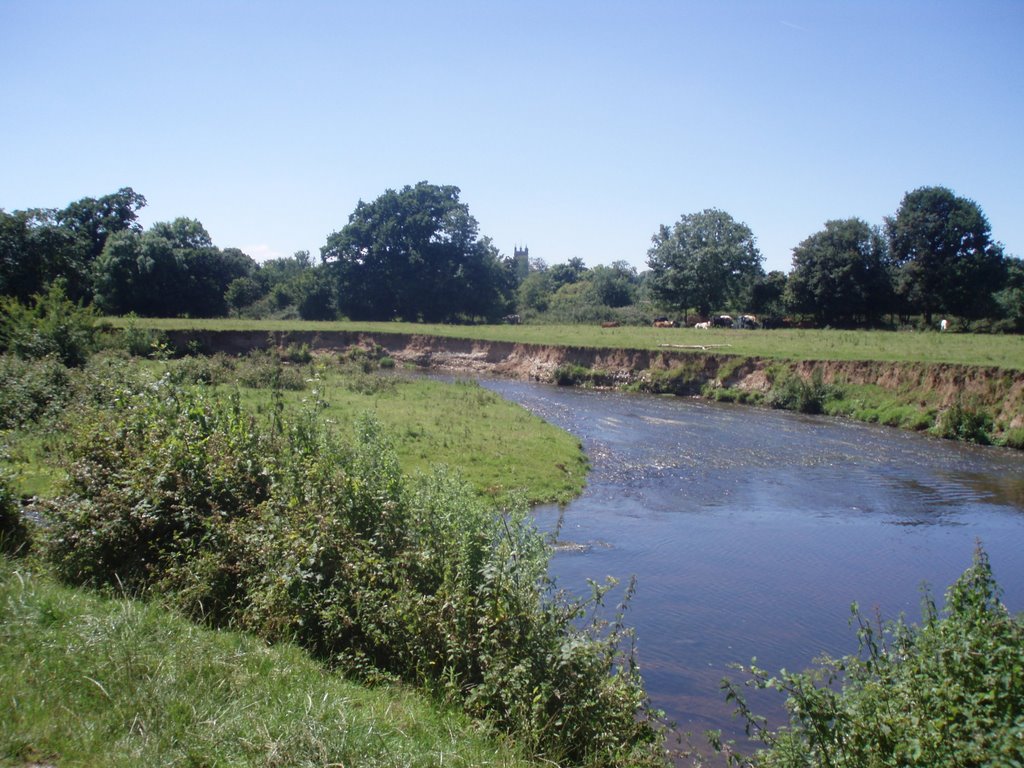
[41,378,666,767]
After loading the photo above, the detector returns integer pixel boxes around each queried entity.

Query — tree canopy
[886,186,1005,322]
[321,182,514,322]
[786,218,893,327]
[646,208,763,318]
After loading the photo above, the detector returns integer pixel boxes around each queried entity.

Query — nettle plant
[42,378,666,767]
[717,546,1023,768]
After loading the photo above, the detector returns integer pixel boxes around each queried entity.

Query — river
[477,378,1024,753]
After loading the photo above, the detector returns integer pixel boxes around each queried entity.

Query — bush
[0,471,29,556]
[42,380,666,766]
[113,313,168,357]
[718,546,1024,767]
[0,282,98,367]
[934,401,993,445]
[0,355,71,429]
[767,369,840,415]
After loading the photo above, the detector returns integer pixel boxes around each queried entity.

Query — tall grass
[0,557,537,768]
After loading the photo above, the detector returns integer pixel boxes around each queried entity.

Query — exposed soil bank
[166,329,1024,436]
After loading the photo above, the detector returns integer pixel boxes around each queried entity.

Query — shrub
[934,401,993,445]
[42,380,666,766]
[114,313,168,357]
[1001,427,1024,451]
[767,369,841,415]
[0,354,72,429]
[0,282,98,367]
[718,546,1024,767]
[0,470,29,556]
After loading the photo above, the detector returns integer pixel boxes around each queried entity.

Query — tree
[886,186,1005,322]
[58,187,147,264]
[646,209,763,319]
[993,255,1024,332]
[321,182,514,322]
[786,218,893,327]
[93,218,254,317]
[0,208,86,300]
[588,261,638,308]
[748,270,788,322]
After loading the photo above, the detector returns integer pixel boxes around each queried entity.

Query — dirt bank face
[167,329,1024,434]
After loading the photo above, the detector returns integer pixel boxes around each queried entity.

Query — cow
[652,317,677,328]
[711,315,734,328]
[694,321,712,329]
[601,321,620,328]
[737,314,759,329]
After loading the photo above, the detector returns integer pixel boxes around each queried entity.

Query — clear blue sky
[3,0,1022,274]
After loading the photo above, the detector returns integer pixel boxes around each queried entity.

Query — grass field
[0,556,536,768]
[107,318,1024,370]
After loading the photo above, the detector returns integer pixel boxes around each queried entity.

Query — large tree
[93,218,255,317]
[786,218,893,327]
[646,208,763,318]
[886,186,1005,322]
[321,182,513,322]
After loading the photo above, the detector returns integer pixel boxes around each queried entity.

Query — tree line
[2,182,1021,331]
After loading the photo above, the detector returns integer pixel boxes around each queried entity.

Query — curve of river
[478,378,1024,751]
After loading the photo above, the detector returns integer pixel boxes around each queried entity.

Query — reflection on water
[479,380,1024,752]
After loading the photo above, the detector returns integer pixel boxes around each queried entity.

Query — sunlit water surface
[477,379,1024,752]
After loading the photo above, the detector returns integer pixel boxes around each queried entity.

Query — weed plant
[39,379,665,766]
[933,401,994,445]
[716,547,1023,767]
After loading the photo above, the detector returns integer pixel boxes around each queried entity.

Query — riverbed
[478,379,1024,752]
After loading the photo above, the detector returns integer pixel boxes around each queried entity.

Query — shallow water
[479,379,1024,749]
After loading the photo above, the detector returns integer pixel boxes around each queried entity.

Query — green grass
[104,318,1024,370]
[0,556,535,768]
[2,356,587,505]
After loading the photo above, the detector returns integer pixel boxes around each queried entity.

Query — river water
[477,378,1024,749]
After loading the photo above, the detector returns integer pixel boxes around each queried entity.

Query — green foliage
[933,401,993,445]
[887,186,1006,322]
[719,546,1024,767]
[647,209,764,318]
[41,380,665,766]
[1001,428,1024,451]
[767,369,841,415]
[322,182,515,322]
[0,558,540,768]
[554,363,615,387]
[0,354,72,429]
[0,471,28,555]
[0,281,98,366]
[786,219,893,327]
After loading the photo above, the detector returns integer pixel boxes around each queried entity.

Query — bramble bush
[0,281,98,367]
[42,378,666,767]
[717,546,1024,767]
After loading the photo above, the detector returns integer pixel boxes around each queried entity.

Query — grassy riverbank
[0,556,536,768]
[1,350,662,767]
[2,351,586,502]
[105,317,1024,370]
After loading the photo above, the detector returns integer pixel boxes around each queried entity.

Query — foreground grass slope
[113,318,1024,371]
[0,557,535,768]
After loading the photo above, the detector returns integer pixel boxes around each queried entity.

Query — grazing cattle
[652,317,677,328]
[940,318,948,332]
[694,321,712,329]
[737,314,759,329]
[502,314,521,325]
[601,321,620,328]
[711,315,734,328]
